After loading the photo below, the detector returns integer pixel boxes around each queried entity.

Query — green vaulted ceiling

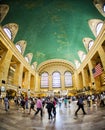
[1,0,104,66]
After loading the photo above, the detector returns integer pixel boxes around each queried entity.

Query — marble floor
[0,100,105,130]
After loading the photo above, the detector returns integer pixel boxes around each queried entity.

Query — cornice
[37,59,75,73]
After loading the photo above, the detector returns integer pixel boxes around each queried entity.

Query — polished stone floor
[0,100,105,130]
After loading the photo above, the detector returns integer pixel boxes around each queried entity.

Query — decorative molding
[25,53,33,64]
[37,59,75,73]
[88,19,103,37]
[3,23,19,41]
[0,4,9,23]
[82,37,94,52]
[93,0,105,17]
[15,40,27,55]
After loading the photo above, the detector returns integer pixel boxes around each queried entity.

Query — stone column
[35,72,39,92]
[30,74,35,91]
[33,76,36,91]
[14,63,23,87]
[73,71,79,90]
[98,46,105,71]
[49,74,52,90]
[24,71,31,90]
[78,72,83,89]
[0,50,12,85]
[82,68,89,87]
[88,61,95,90]
[61,74,65,90]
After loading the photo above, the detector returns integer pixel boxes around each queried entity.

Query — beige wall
[0,26,36,96]
[37,60,75,96]
[75,23,105,94]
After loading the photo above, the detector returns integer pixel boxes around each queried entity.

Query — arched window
[64,71,72,87]
[52,72,61,88]
[88,40,94,50]
[25,57,29,63]
[41,72,49,88]
[74,60,80,69]
[15,44,22,53]
[81,54,86,61]
[103,3,105,12]
[78,51,86,62]
[96,22,103,36]
[3,27,12,39]
[31,65,35,69]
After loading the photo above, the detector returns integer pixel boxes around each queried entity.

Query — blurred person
[20,97,26,113]
[64,96,68,108]
[46,99,54,120]
[4,95,9,111]
[53,97,57,118]
[25,95,28,109]
[87,95,91,107]
[75,96,87,116]
[28,98,36,114]
[34,97,43,119]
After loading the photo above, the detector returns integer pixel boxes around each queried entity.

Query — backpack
[77,98,83,105]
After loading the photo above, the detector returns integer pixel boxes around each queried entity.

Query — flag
[92,63,102,78]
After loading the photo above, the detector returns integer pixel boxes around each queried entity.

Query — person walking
[20,96,26,113]
[34,97,43,119]
[75,96,87,116]
[4,95,9,111]
[87,95,91,107]
[52,97,57,118]
[28,98,36,114]
[64,96,68,108]
[25,95,28,109]
[46,99,54,120]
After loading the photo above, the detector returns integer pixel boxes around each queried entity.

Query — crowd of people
[1,91,105,120]
[2,95,58,120]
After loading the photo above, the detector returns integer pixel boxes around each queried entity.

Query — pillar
[14,63,23,87]
[0,50,12,85]
[98,46,105,71]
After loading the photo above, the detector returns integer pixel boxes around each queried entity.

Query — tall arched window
[88,40,94,50]
[25,57,29,63]
[41,72,49,88]
[52,72,61,88]
[64,71,72,87]
[15,44,22,53]
[81,54,86,61]
[78,51,86,62]
[96,22,103,36]
[74,60,80,69]
[31,64,35,70]
[103,3,105,12]
[3,27,12,39]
